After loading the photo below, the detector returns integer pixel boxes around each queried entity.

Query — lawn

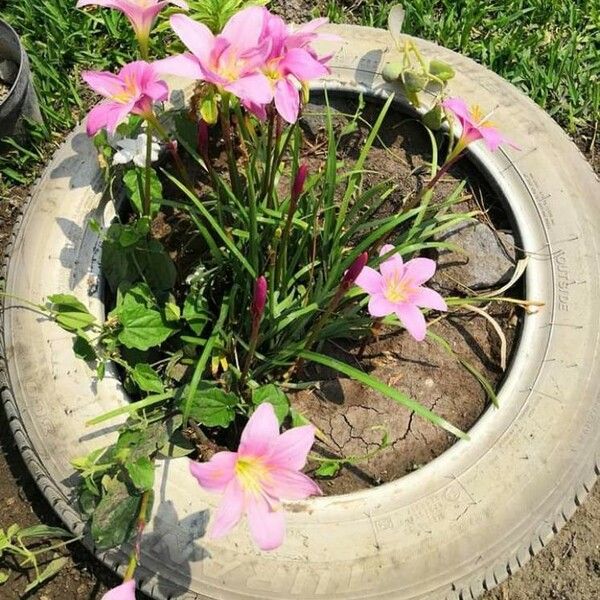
[0,0,598,192]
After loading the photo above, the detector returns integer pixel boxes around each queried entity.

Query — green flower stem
[137,35,150,62]
[220,94,241,200]
[239,318,261,390]
[143,121,154,217]
[261,109,275,203]
[123,488,152,582]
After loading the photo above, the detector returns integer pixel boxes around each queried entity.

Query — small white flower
[113,134,161,168]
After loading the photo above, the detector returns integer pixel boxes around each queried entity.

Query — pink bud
[342,252,368,289]
[292,164,309,204]
[251,276,268,322]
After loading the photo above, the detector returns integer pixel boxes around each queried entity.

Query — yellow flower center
[469,104,495,128]
[235,456,269,494]
[263,59,282,84]
[384,275,411,303]
[113,74,139,104]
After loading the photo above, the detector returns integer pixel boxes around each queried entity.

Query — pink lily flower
[251,11,332,123]
[155,9,272,107]
[82,61,168,136]
[101,579,136,600]
[190,402,321,551]
[442,97,520,155]
[355,245,447,341]
[77,0,188,49]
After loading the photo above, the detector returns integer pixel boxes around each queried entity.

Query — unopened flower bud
[342,252,369,289]
[292,164,309,205]
[251,276,268,323]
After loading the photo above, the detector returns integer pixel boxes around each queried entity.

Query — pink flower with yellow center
[101,579,136,600]
[82,61,168,136]
[245,10,332,123]
[77,0,188,50]
[355,245,447,341]
[155,9,273,107]
[190,402,321,551]
[442,97,520,155]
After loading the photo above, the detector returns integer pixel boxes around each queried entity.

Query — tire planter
[0,19,43,138]
[2,24,599,600]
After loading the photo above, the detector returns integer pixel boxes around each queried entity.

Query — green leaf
[183,385,238,428]
[300,350,468,440]
[115,284,175,351]
[97,361,106,380]
[131,363,165,393]
[165,302,181,322]
[126,457,155,491]
[23,557,69,594]
[0,571,8,584]
[422,104,443,130]
[200,93,219,125]
[429,59,455,82]
[102,224,176,296]
[91,477,139,550]
[17,525,71,541]
[402,70,428,93]
[73,333,97,362]
[158,427,195,458]
[123,168,163,216]
[86,392,174,426]
[251,384,290,424]
[48,294,96,332]
[315,461,341,478]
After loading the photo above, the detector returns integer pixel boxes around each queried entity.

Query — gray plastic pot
[0,19,43,138]
[1,24,599,600]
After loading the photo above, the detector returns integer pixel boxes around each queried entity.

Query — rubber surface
[1,25,599,600]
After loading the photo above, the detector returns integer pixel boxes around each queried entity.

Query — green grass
[0,0,597,195]
[0,0,138,191]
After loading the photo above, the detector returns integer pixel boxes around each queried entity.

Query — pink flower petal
[280,47,329,81]
[355,266,384,295]
[403,257,437,285]
[144,78,169,102]
[239,402,280,456]
[244,100,268,121]
[221,6,266,52]
[246,494,286,550]
[368,294,398,318]
[209,478,244,539]
[226,73,273,107]
[105,101,135,133]
[101,579,136,600]
[154,53,204,80]
[82,70,124,97]
[379,255,405,280]
[274,78,300,123]
[189,452,237,492]
[395,303,427,341]
[264,468,322,500]
[170,14,214,63]
[268,425,315,470]
[411,287,447,311]
[86,102,113,136]
[442,97,471,124]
